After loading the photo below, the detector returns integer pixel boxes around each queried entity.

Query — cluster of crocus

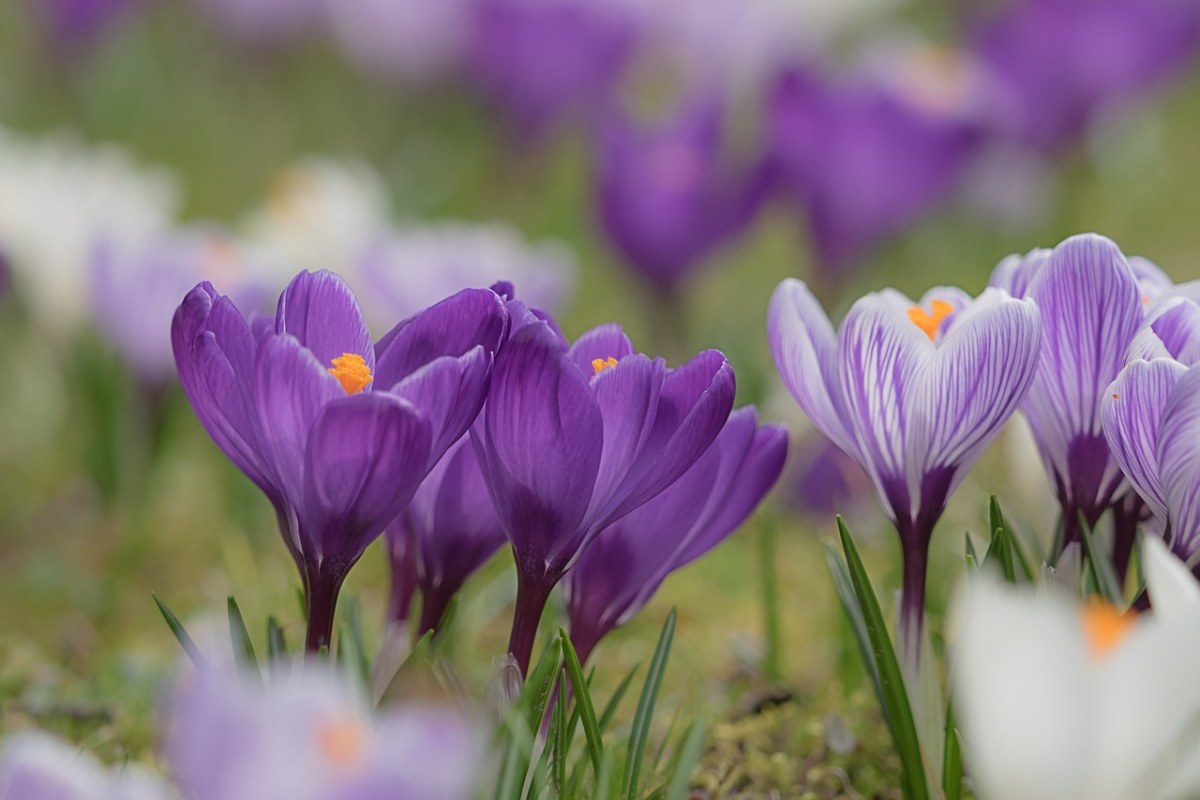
[953,536,1200,800]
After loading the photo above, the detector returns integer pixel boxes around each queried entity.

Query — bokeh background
[2,0,1199,793]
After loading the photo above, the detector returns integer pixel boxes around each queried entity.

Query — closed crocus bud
[473,320,735,675]
[172,271,508,651]
[594,95,767,296]
[566,406,787,663]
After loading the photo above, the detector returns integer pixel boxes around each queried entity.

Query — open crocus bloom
[473,318,735,674]
[768,278,1040,656]
[0,732,172,800]
[172,270,508,650]
[565,406,786,663]
[164,661,480,800]
[953,536,1200,800]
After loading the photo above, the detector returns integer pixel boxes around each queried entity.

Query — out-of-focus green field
[2,0,1200,793]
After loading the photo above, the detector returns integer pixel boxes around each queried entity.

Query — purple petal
[987,248,1050,298]
[304,393,433,566]
[566,323,635,375]
[1022,233,1142,514]
[1155,365,1200,558]
[1102,359,1186,525]
[389,346,493,466]
[275,271,375,376]
[767,279,858,457]
[374,287,508,389]
[1132,299,1200,366]
[474,322,603,577]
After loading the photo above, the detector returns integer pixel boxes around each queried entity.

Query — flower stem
[507,572,553,678]
[898,537,930,671]
[304,567,347,654]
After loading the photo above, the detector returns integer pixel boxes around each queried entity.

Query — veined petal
[275,270,375,375]
[1101,359,1185,524]
[909,292,1041,503]
[987,248,1050,298]
[256,334,343,509]
[388,346,493,466]
[1022,233,1142,513]
[1155,365,1200,559]
[767,279,857,457]
[374,288,508,389]
[304,393,433,567]
[1138,299,1200,366]
[566,323,635,375]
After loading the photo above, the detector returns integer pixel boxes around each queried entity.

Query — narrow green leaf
[942,703,963,800]
[824,546,888,726]
[1081,520,1124,604]
[664,721,707,800]
[530,687,563,800]
[152,594,203,667]
[649,704,684,777]
[594,749,614,800]
[492,641,563,800]
[226,596,259,676]
[524,640,565,736]
[987,496,1033,582]
[266,616,287,661]
[599,663,640,733]
[553,679,570,796]
[964,533,978,568]
[622,609,676,800]
[837,517,928,800]
[493,714,535,800]
[342,597,371,684]
[559,629,603,775]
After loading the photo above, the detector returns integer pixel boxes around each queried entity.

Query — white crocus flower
[0,127,180,335]
[953,536,1200,800]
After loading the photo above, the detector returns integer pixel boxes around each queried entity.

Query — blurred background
[1,0,1199,791]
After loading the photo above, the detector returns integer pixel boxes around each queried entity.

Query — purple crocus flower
[35,0,139,53]
[971,0,1200,151]
[565,406,786,663]
[187,0,324,43]
[765,66,982,282]
[472,319,735,674]
[768,279,1040,658]
[164,661,481,800]
[466,0,638,138]
[172,270,508,651]
[327,0,470,86]
[594,95,768,296]
[386,435,507,637]
[0,732,171,800]
[989,234,1144,549]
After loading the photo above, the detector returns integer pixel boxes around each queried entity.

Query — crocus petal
[1155,365,1200,559]
[767,279,858,457]
[566,322,635,375]
[988,248,1050,298]
[1142,535,1200,620]
[0,732,110,800]
[474,322,603,573]
[389,346,493,465]
[374,287,508,389]
[304,393,433,565]
[1022,233,1142,515]
[275,270,375,374]
[1133,299,1200,365]
[1101,359,1186,524]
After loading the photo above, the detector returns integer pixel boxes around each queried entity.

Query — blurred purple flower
[466,0,638,137]
[765,66,982,280]
[972,0,1200,151]
[187,0,323,43]
[768,279,1040,658]
[990,234,1144,548]
[327,0,470,85]
[472,319,735,674]
[172,271,508,650]
[0,731,171,800]
[386,435,507,637]
[164,661,480,800]
[90,227,274,387]
[35,0,139,52]
[565,406,786,663]
[594,96,768,295]
[781,432,872,519]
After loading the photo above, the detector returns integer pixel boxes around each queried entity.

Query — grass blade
[942,703,963,800]
[266,616,287,661]
[152,593,203,667]
[824,544,887,726]
[664,721,707,800]
[560,629,604,775]
[622,609,676,800]
[837,517,928,800]
[599,663,640,733]
[1081,521,1125,605]
[226,596,259,677]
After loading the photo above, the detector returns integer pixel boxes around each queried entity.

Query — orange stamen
[328,353,372,395]
[1081,599,1135,658]
[907,299,954,341]
[317,718,367,770]
[591,357,619,374]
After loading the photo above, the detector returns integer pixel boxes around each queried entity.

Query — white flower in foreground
[0,731,174,800]
[0,127,180,334]
[953,536,1200,800]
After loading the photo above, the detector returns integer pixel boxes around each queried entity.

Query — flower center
[907,299,953,340]
[1080,599,1135,658]
[316,717,367,771]
[328,353,372,395]
[591,357,619,374]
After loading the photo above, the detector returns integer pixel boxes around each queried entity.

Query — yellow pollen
[907,299,954,341]
[317,718,367,771]
[591,357,619,374]
[1081,599,1135,658]
[328,353,372,395]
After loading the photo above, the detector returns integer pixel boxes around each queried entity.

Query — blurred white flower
[0,127,180,335]
[353,220,575,334]
[953,536,1200,800]
[0,731,175,800]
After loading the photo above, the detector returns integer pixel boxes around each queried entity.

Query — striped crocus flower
[768,278,1040,658]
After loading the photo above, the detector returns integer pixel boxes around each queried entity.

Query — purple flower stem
[898,538,929,670]
[508,572,554,678]
[304,566,348,654]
